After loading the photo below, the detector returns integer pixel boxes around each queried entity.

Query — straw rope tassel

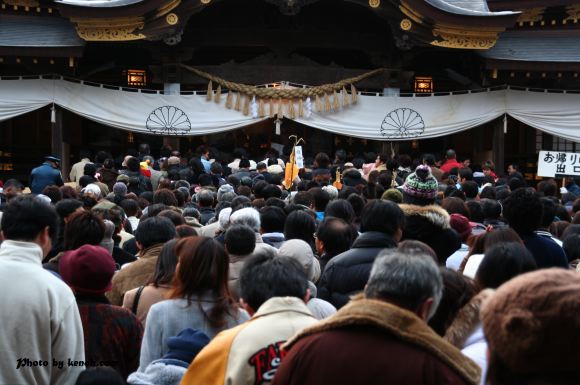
[342,86,350,106]
[324,93,332,112]
[333,91,340,110]
[215,85,221,104]
[315,95,322,112]
[351,84,358,104]
[269,99,275,117]
[288,100,296,119]
[298,99,304,118]
[258,98,265,117]
[243,95,250,116]
[226,90,233,109]
[277,98,283,119]
[235,93,241,111]
[206,80,213,101]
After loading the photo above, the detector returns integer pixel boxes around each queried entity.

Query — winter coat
[107,243,164,306]
[180,297,317,385]
[317,231,397,309]
[445,290,495,385]
[122,284,171,326]
[272,297,480,385]
[121,170,152,195]
[127,359,187,385]
[400,204,462,264]
[199,207,216,226]
[30,162,64,194]
[0,240,85,385]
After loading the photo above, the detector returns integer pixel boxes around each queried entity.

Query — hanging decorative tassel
[298,99,304,118]
[258,98,265,117]
[305,97,313,118]
[243,95,250,116]
[503,113,507,134]
[351,84,358,104]
[269,99,275,117]
[215,85,222,104]
[50,103,56,123]
[333,91,340,110]
[235,93,242,111]
[275,119,281,135]
[250,96,259,118]
[315,95,322,112]
[277,98,283,119]
[226,90,233,109]
[342,86,350,106]
[206,80,213,101]
[288,100,296,119]
[324,93,332,112]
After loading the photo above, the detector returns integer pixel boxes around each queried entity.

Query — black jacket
[317,231,397,309]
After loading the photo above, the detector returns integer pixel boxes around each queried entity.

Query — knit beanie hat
[449,213,473,242]
[278,239,321,282]
[60,245,116,294]
[481,269,580,375]
[381,188,403,204]
[113,182,127,196]
[163,328,211,365]
[402,165,438,200]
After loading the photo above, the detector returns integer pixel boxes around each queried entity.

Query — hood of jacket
[400,204,451,230]
[285,297,481,385]
[444,289,495,349]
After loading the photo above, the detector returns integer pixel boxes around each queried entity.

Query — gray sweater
[138,296,249,371]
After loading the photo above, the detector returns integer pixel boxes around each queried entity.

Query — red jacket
[440,159,463,174]
[272,298,480,385]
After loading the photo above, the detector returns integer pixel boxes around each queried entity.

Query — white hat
[278,239,321,282]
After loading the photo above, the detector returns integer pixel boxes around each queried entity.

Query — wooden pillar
[492,116,505,174]
[51,106,67,175]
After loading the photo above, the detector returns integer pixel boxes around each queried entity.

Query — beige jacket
[122,284,171,326]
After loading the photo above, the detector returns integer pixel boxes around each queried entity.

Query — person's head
[64,211,105,251]
[229,207,261,232]
[225,225,256,256]
[261,184,282,200]
[197,144,210,158]
[476,243,537,289]
[483,227,523,251]
[507,175,526,191]
[563,234,580,262]
[75,367,126,385]
[293,191,313,207]
[458,168,473,183]
[55,199,84,223]
[503,188,543,235]
[149,239,179,287]
[197,189,215,208]
[314,152,331,169]
[230,195,252,212]
[60,244,115,295]
[1,195,58,256]
[334,149,347,163]
[83,163,97,178]
[154,188,179,207]
[482,160,495,176]
[324,199,355,224]
[397,240,438,263]
[278,239,321,282]
[2,179,23,201]
[507,163,518,175]
[462,158,471,168]
[315,217,354,258]
[158,209,186,227]
[360,200,405,241]
[170,236,235,327]
[239,251,308,315]
[482,269,580,385]
[238,158,250,169]
[445,149,457,160]
[549,220,570,241]
[461,181,479,200]
[119,199,140,218]
[125,156,140,172]
[309,187,330,212]
[422,154,436,167]
[449,214,473,243]
[135,216,176,249]
[284,210,316,248]
[259,206,286,234]
[481,198,502,220]
[402,165,438,205]
[428,268,478,336]
[365,249,443,321]
[465,200,484,223]
[440,197,469,218]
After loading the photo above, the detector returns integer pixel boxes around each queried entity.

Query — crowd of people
[1,143,580,385]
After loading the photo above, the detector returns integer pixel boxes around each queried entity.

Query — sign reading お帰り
[537,150,580,177]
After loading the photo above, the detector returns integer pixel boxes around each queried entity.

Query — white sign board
[537,150,580,177]
[295,146,304,169]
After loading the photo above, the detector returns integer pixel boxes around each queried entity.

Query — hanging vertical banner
[537,150,580,177]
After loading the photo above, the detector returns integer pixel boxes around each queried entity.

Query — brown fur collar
[285,297,481,385]
[444,289,495,348]
[399,204,451,229]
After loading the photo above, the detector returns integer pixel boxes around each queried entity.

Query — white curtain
[1,78,580,142]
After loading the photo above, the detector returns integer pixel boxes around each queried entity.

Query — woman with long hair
[138,236,249,371]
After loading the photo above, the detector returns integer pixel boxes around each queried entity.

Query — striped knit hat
[402,165,438,200]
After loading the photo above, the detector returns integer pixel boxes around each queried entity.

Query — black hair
[225,224,256,256]
[293,191,313,207]
[475,243,537,289]
[148,239,179,287]
[3,179,23,190]
[83,163,97,177]
[239,252,308,311]
[265,197,285,209]
[75,367,125,385]
[259,206,286,233]
[462,181,479,199]
[1,195,58,242]
[238,158,251,169]
[198,174,214,187]
[458,168,473,181]
[230,195,252,212]
[324,199,355,224]
[335,149,347,162]
[316,217,354,258]
[135,216,176,249]
[64,211,105,250]
[42,185,63,204]
[466,201,484,223]
[422,154,436,166]
[481,199,502,220]
[539,197,557,228]
[158,209,186,227]
[480,186,496,199]
[126,157,140,172]
[360,200,405,236]
[563,234,580,262]
[503,188,543,235]
[262,184,282,200]
[347,194,366,221]
[507,176,526,191]
[55,199,84,220]
[309,187,330,212]
[537,180,558,197]
[284,210,316,249]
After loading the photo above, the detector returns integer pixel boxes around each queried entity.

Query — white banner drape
[1,78,580,141]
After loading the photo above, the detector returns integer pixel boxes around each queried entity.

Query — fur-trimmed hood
[285,297,481,385]
[445,289,495,348]
[399,204,451,229]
